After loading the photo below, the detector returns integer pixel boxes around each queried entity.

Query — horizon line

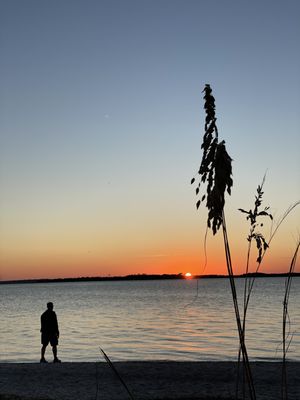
[1,271,300,285]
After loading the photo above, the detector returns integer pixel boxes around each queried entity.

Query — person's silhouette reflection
[40,302,61,363]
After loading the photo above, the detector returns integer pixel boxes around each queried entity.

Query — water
[1,277,299,362]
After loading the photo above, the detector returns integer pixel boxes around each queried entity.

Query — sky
[0,0,299,280]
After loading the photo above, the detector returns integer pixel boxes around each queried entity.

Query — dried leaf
[257,211,270,217]
[238,208,249,215]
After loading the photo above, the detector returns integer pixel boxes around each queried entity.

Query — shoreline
[1,273,300,285]
[1,361,300,399]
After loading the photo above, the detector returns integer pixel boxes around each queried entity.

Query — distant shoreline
[1,272,299,285]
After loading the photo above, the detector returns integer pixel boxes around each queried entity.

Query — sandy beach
[0,361,299,400]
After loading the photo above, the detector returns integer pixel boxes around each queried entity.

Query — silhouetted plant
[193,85,300,400]
[236,178,273,398]
[100,348,136,400]
[192,84,256,400]
[191,84,233,235]
[239,178,272,326]
[233,182,300,399]
[281,240,300,400]
[239,190,300,333]
[239,178,272,261]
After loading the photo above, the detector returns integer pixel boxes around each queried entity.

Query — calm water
[1,278,299,362]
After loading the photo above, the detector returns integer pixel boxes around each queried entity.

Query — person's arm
[54,313,59,337]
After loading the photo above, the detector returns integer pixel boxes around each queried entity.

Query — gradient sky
[1,0,299,280]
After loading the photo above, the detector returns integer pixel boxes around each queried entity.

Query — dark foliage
[238,180,273,262]
[192,84,233,234]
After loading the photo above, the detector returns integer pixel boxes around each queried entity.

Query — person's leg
[40,345,47,362]
[41,334,50,362]
[52,345,57,359]
[52,344,61,362]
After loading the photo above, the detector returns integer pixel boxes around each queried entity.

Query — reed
[193,85,300,400]
[281,239,300,400]
[192,84,256,400]
[100,348,136,400]
[237,191,299,398]
[239,197,300,326]
[235,178,272,398]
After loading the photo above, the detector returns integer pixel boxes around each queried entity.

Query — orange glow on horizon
[1,226,298,280]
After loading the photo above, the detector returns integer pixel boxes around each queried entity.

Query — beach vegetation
[192,84,256,399]
[281,239,300,400]
[192,85,299,400]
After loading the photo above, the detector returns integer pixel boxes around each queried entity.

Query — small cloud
[142,254,167,258]
[104,114,110,119]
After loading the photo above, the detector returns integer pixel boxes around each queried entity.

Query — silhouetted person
[40,302,61,363]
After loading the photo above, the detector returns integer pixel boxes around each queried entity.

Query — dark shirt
[40,309,59,335]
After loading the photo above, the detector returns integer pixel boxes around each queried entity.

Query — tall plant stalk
[192,85,256,400]
[281,240,300,400]
[235,176,299,399]
[237,198,300,393]
[237,179,272,398]
[236,189,299,398]
[222,211,256,400]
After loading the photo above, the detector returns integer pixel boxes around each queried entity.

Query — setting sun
[184,272,192,278]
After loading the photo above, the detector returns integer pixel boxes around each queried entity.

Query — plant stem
[222,211,256,400]
[282,240,300,400]
[100,348,136,400]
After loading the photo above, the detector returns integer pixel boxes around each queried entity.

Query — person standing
[40,302,61,363]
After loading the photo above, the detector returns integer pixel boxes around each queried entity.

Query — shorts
[41,333,58,346]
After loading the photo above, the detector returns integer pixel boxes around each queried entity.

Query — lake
[1,277,299,362]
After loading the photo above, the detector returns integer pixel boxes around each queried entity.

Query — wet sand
[0,361,299,400]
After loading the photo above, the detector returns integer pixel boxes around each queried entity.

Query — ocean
[1,277,299,362]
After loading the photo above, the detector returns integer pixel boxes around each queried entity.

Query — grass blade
[100,348,136,400]
[282,239,300,400]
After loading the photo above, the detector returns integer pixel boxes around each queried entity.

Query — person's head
[47,302,54,310]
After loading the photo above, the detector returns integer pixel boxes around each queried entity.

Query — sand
[0,361,299,400]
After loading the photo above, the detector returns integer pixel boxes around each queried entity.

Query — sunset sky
[1,0,299,280]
